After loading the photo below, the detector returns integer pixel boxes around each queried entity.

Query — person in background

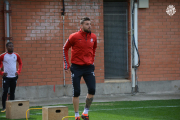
[0,42,22,112]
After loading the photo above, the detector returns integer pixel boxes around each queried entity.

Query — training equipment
[62,116,76,120]
[1,109,6,112]
[6,100,29,119]
[42,106,68,120]
[26,108,42,120]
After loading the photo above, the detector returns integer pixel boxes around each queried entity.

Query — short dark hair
[80,17,90,24]
[6,42,13,47]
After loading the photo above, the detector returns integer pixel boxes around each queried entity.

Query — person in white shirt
[0,42,22,112]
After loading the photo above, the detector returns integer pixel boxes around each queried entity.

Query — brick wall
[0,1,4,54]
[0,1,5,87]
[128,0,132,80]
[0,0,104,87]
[2,0,178,87]
[138,0,180,81]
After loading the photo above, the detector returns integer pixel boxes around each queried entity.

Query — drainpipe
[62,16,65,87]
[133,3,138,67]
[131,0,140,95]
[3,0,12,48]
[3,0,12,51]
[61,0,65,87]
[5,0,10,43]
[4,0,12,96]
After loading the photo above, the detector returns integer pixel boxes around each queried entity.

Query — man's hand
[3,73,7,77]
[65,69,70,73]
[15,72,18,76]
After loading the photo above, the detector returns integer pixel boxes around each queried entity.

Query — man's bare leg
[73,97,79,112]
[73,97,80,119]
[83,94,94,115]
[87,94,94,99]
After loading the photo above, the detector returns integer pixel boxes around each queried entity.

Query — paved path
[0,92,180,108]
[28,92,180,106]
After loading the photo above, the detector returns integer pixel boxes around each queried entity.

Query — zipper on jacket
[86,34,87,41]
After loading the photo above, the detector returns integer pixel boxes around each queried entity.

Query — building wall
[0,0,180,105]
[0,1,5,55]
[0,0,104,87]
[138,0,180,81]
[1,0,179,89]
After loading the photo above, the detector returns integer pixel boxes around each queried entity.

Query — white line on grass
[30,113,42,115]
[69,106,180,112]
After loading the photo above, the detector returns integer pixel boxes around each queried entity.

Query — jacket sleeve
[93,36,97,63]
[0,55,4,75]
[15,53,23,75]
[0,61,2,68]
[63,34,74,70]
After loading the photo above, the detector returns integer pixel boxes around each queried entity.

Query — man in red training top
[63,17,97,120]
[0,42,22,112]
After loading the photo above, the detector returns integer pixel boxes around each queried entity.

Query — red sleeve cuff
[64,66,70,70]
[16,71,20,75]
[0,71,4,76]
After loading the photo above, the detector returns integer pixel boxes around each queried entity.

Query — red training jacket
[63,29,97,70]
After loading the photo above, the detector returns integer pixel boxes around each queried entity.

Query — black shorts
[70,64,96,97]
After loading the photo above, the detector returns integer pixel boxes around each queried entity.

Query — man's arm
[92,36,97,63]
[0,54,4,75]
[0,61,2,69]
[63,35,74,70]
[15,53,23,75]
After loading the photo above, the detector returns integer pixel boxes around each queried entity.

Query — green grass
[0,99,180,120]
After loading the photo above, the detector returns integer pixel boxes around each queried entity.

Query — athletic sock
[83,108,89,115]
[75,112,79,117]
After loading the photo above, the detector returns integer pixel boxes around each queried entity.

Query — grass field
[0,99,180,120]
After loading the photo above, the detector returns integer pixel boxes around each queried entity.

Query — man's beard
[84,28,91,33]
[8,50,13,53]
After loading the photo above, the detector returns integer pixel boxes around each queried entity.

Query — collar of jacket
[79,29,91,36]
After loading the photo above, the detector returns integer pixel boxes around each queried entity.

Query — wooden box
[42,106,68,120]
[6,100,29,119]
